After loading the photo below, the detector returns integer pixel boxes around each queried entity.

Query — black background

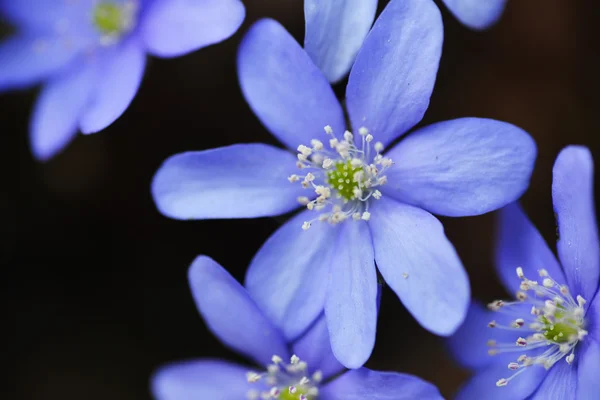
[2,0,599,398]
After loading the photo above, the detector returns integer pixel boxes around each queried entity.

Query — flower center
[487,267,587,387]
[92,1,138,45]
[289,126,393,230]
[247,355,321,400]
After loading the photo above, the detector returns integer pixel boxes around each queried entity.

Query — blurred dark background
[2,0,599,398]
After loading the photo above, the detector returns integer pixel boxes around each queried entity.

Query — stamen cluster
[487,267,587,387]
[246,355,321,400]
[93,1,139,45]
[289,126,393,230]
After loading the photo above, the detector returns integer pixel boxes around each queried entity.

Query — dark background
[2,0,599,398]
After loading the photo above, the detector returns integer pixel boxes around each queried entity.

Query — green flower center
[93,3,124,35]
[326,160,365,201]
[280,388,313,400]
[540,310,582,343]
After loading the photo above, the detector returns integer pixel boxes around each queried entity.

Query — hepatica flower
[448,146,600,399]
[0,0,245,160]
[151,256,444,400]
[152,0,536,368]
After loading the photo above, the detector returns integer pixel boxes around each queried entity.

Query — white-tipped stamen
[247,354,320,399]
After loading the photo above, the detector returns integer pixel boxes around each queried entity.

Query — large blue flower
[0,0,245,160]
[152,0,537,368]
[448,146,600,400]
[151,256,444,400]
[303,0,508,84]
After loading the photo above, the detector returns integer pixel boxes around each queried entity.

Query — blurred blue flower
[151,255,444,400]
[441,0,508,30]
[152,0,536,368]
[448,146,600,400]
[0,0,245,160]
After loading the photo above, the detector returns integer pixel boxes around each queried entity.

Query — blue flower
[440,0,508,30]
[152,0,537,368]
[0,0,245,160]
[151,255,444,400]
[448,146,600,400]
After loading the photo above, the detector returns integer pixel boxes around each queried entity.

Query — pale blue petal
[382,118,536,217]
[304,0,377,83]
[140,0,245,58]
[292,314,344,380]
[151,360,252,400]
[346,0,443,147]
[530,361,578,400]
[238,19,345,151]
[0,0,93,31]
[152,144,303,220]
[245,210,339,340]
[321,368,443,400]
[442,0,508,30]
[495,203,565,295]
[79,36,146,134]
[188,256,289,366]
[369,197,469,336]
[325,221,377,369]
[552,146,600,301]
[30,62,98,161]
[577,338,600,400]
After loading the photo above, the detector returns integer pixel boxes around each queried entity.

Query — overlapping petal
[152,144,303,220]
[140,0,245,58]
[321,368,443,400]
[495,203,565,294]
[325,221,377,369]
[79,36,146,134]
[382,118,536,217]
[577,339,600,400]
[188,256,289,366]
[0,0,93,31]
[245,210,339,340]
[151,360,252,400]
[529,361,578,400]
[292,314,344,380]
[0,34,81,91]
[456,362,546,400]
[30,62,98,161]
[304,0,377,83]
[552,146,600,301]
[442,0,508,30]
[369,197,469,336]
[237,18,345,151]
[346,0,443,147]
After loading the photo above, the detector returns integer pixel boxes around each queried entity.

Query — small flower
[0,0,245,160]
[448,146,600,399]
[152,0,537,368]
[151,256,443,400]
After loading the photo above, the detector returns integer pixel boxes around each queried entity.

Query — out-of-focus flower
[441,0,508,30]
[152,0,536,368]
[0,0,245,160]
[448,146,600,400]
[151,256,444,400]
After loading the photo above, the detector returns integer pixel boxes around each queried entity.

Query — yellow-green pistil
[93,2,127,35]
[326,160,364,201]
[540,311,581,343]
[280,388,312,400]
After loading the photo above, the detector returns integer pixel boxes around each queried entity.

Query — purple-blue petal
[552,146,600,301]
[0,34,81,91]
[346,0,443,147]
[30,62,98,161]
[140,0,245,58]
[292,314,345,380]
[237,18,345,151]
[188,256,289,366]
[456,363,546,400]
[151,360,252,400]
[325,221,377,369]
[369,197,469,336]
[529,361,578,400]
[495,202,565,295]
[0,0,93,31]
[79,36,146,134]
[441,0,508,30]
[382,118,537,217]
[245,210,339,340]
[577,338,600,400]
[151,144,303,220]
[304,0,377,84]
[320,368,443,400]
